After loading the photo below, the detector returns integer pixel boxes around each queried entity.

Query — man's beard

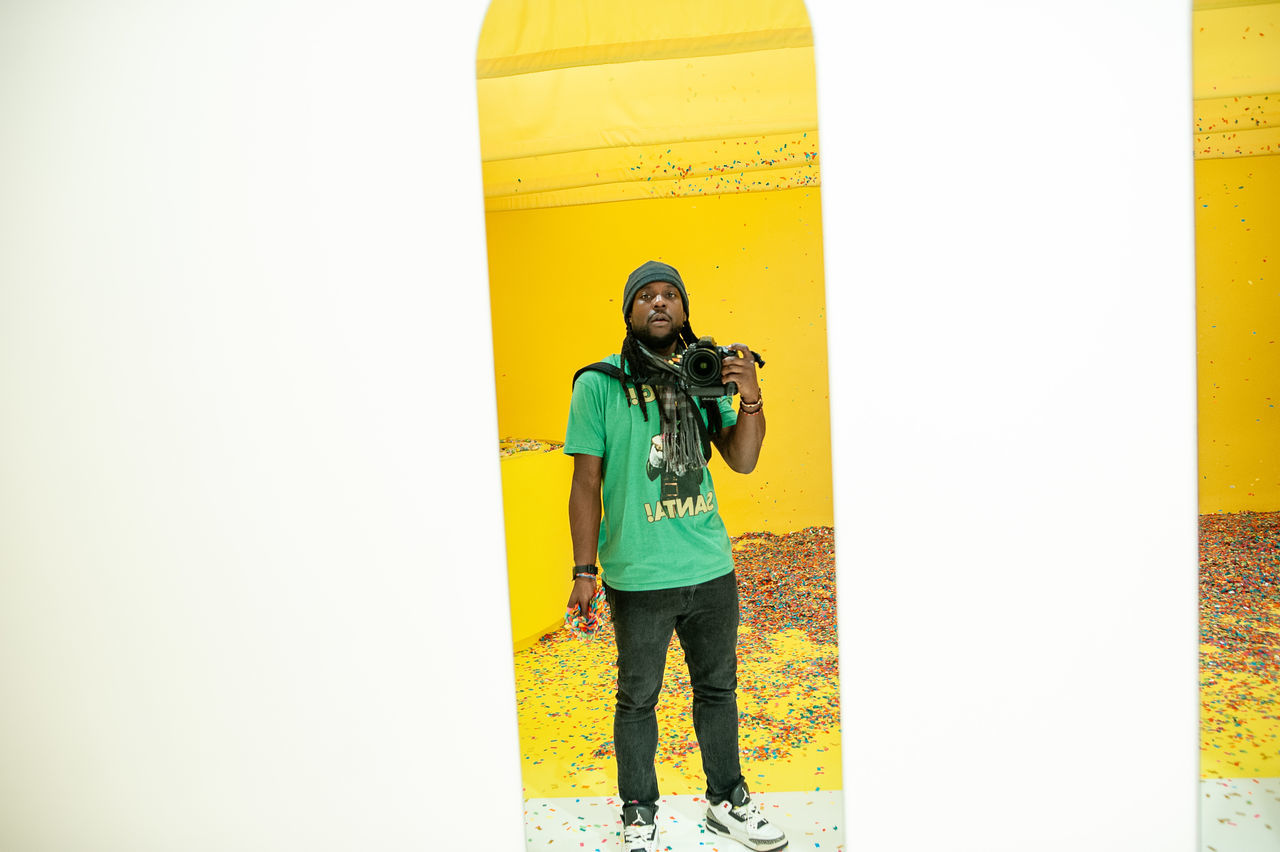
[633,320,681,353]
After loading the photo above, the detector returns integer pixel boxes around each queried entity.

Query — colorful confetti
[564,583,608,640]
[500,437,565,459]
[1199,511,1280,779]
[521,790,845,851]
[513,527,840,799]
[1194,93,1277,159]
[1200,777,1280,847]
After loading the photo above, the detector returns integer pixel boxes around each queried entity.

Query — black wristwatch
[572,564,599,580]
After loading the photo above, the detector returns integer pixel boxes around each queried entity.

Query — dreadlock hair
[620,320,695,421]
[618,321,723,443]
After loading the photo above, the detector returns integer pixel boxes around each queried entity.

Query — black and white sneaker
[621,803,658,852]
[705,781,787,851]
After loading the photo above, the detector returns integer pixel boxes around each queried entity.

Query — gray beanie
[623,260,689,318]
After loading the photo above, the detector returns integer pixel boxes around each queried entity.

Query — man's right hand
[568,453,604,617]
[567,576,598,616]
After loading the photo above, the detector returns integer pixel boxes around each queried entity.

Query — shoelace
[623,817,656,847]
[730,798,768,831]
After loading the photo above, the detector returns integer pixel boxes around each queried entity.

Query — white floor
[524,781,1280,851]
[523,790,845,851]
[1200,778,1280,852]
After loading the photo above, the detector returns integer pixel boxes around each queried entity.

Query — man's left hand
[722,343,761,402]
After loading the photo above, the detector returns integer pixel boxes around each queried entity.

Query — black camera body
[672,336,764,397]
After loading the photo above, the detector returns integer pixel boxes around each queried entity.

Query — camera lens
[683,347,722,384]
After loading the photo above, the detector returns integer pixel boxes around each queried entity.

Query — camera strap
[571,361,624,388]
[572,361,718,464]
[697,398,719,460]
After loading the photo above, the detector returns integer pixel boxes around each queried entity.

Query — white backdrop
[0,1,1197,850]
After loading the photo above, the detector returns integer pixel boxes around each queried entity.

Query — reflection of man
[564,260,785,852]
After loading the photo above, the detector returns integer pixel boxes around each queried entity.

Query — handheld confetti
[563,582,607,641]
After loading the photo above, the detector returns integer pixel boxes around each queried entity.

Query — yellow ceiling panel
[482,131,819,211]
[477,0,812,71]
[476,0,819,208]
[1195,123,1280,158]
[1195,92,1279,132]
[483,162,819,212]
[1192,0,1278,11]
[482,131,819,197]
[477,46,818,163]
[478,28,813,79]
[1193,3,1280,99]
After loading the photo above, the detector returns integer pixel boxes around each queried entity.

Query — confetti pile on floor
[512,527,841,800]
[500,437,564,459]
[1200,511,1280,779]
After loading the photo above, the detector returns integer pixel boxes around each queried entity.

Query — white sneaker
[621,803,658,852]
[705,781,787,851]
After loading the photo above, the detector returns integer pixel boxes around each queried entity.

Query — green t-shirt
[564,354,739,592]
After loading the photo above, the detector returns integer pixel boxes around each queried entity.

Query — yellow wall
[1193,1,1280,513]
[499,452,576,651]
[1193,5,1279,789]
[479,0,827,651]
[1195,155,1280,512]
[486,186,833,537]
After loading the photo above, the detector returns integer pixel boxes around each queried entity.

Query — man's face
[628,280,686,352]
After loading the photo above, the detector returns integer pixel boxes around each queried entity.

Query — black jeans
[604,570,743,810]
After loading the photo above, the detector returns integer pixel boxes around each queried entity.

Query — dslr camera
[672,336,765,397]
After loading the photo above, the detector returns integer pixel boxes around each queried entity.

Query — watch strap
[572,564,599,581]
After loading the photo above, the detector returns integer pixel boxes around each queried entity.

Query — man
[564,260,787,852]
